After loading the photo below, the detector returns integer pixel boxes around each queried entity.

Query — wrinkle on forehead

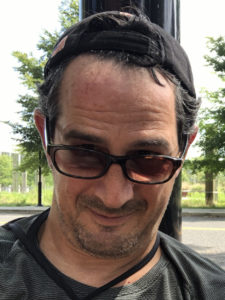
[60,55,175,114]
[58,105,171,139]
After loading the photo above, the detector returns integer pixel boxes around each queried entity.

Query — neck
[38,208,161,287]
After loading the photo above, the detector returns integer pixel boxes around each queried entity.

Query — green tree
[189,36,225,205]
[0,154,13,189]
[8,0,79,203]
[9,0,79,173]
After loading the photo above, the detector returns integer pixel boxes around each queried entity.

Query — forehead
[59,54,175,113]
[57,54,177,150]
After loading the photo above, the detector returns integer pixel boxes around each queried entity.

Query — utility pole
[79,0,182,240]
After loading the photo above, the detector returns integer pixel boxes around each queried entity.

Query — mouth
[89,209,133,226]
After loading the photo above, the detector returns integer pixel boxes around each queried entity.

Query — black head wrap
[44,11,196,98]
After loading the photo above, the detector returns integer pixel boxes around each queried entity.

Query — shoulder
[0,212,43,261]
[159,231,225,298]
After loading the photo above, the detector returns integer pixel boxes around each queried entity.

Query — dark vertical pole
[79,0,182,240]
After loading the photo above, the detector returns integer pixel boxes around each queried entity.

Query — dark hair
[38,11,200,151]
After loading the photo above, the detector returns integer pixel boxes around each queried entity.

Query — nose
[94,164,135,209]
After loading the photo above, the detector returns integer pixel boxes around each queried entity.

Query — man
[1,10,225,300]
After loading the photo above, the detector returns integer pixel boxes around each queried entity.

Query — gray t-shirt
[0,210,225,300]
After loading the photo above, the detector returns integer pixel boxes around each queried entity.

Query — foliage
[59,0,79,31]
[187,36,225,176]
[182,162,205,183]
[0,189,52,207]
[205,36,225,81]
[181,191,225,208]
[8,0,79,174]
[182,173,225,208]
[184,36,225,205]
[0,155,13,187]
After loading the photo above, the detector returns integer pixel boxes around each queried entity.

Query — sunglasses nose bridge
[106,155,128,176]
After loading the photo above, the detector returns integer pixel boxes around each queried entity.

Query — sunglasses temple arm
[44,117,51,154]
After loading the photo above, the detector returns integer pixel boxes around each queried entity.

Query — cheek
[52,171,87,209]
[138,180,175,211]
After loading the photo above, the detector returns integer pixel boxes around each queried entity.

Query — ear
[183,126,198,159]
[174,126,198,179]
[34,109,47,150]
[34,109,53,169]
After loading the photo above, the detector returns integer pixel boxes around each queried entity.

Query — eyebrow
[63,129,171,152]
[131,138,171,152]
[63,129,105,144]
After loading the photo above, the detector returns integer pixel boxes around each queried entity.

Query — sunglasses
[45,120,187,185]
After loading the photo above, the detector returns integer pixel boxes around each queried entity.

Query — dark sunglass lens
[126,156,174,183]
[54,148,107,178]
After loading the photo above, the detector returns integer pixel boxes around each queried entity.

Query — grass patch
[182,191,225,208]
[1,189,225,209]
[0,189,52,207]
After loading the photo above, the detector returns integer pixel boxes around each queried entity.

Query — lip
[89,209,133,226]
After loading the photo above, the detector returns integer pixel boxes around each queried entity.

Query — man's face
[50,55,180,258]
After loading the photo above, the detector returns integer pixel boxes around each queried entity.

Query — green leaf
[9,0,79,175]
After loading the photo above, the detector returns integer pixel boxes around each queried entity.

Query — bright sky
[0,0,225,154]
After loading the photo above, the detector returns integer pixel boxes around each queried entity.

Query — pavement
[0,206,48,214]
[1,206,225,217]
[182,208,225,217]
